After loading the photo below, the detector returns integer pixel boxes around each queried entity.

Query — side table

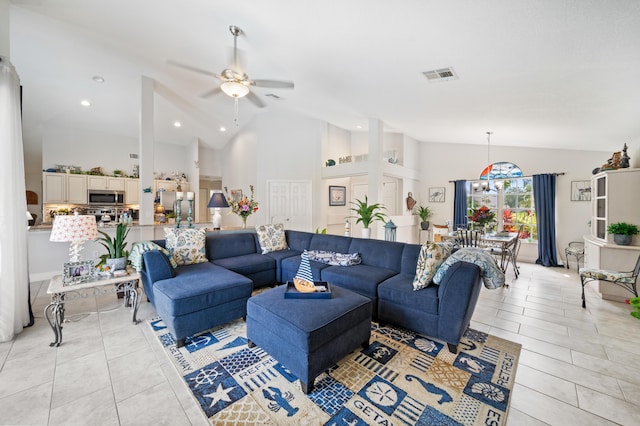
[44,270,141,347]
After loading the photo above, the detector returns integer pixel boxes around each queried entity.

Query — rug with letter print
[150,318,520,425]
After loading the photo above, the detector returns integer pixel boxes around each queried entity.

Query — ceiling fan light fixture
[221,81,249,98]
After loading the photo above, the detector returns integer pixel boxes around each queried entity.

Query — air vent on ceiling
[265,93,281,99]
[422,67,458,83]
[129,153,139,159]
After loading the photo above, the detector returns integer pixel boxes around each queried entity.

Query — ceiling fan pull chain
[234,97,240,127]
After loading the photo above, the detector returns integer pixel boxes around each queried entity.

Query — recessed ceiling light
[173,121,182,128]
[356,125,363,129]
[220,127,226,132]
[92,76,105,83]
[80,100,91,107]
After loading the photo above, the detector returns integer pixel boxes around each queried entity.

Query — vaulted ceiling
[9,0,640,152]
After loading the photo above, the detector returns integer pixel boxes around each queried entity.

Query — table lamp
[50,213,99,262]
[207,192,229,230]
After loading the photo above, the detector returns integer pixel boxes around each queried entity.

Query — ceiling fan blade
[200,86,222,99]
[251,79,295,89]
[167,60,221,79]
[246,91,266,108]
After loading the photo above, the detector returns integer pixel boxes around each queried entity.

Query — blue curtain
[533,174,560,267]
[453,180,468,229]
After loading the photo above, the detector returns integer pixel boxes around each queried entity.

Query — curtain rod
[448,172,565,183]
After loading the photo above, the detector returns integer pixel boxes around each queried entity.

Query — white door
[268,180,312,231]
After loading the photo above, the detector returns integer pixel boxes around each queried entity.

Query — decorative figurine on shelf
[406,192,416,211]
[620,143,630,169]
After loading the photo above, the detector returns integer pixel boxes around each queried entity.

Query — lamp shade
[50,215,98,242]
[207,192,230,208]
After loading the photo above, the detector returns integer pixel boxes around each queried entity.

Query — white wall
[198,146,222,178]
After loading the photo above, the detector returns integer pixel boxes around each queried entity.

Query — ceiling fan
[168,25,294,109]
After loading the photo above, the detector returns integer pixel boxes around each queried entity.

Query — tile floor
[1,262,639,425]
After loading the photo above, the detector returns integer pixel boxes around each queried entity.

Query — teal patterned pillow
[433,248,505,289]
[255,223,288,254]
[164,228,208,266]
[412,242,453,290]
[128,241,177,271]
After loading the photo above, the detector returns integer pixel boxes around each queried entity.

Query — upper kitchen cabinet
[43,172,87,204]
[87,176,126,191]
[125,178,139,205]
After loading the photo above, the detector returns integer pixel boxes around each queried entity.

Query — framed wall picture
[571,180,592,201]
[230,189,243,201]
[329,186,346,206]
[63,260,94,284]
[429,187,445,203]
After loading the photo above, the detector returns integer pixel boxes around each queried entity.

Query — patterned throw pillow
[128,241,177,271]
[412,242,453,290]
[433,248,505,289]
[163,228,208,266]
[255,223,288,254]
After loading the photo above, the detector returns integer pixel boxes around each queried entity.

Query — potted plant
[350,196,387,238]
[607,222,639,246]
[166,212,176,225]
[97,222,130,270]
[414,205,432,230]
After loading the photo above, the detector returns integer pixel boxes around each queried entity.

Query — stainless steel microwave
[88,190,125,205]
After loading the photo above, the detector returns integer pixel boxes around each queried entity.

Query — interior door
[268,180,312,231]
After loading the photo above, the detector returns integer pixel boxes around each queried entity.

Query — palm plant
[350,196,387,229]
[97,222,130,266]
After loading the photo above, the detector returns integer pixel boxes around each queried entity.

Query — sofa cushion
[164,228,207,266]
[285,230,313,252]
[205,232,258,259]
[309,233,352,253]
[347,239,404,272]
[255,223,288,254]
[378,273,439,315]
[321,264,397,300]
[433,248,505,289]
[212,253,275,276]
[153,262,253,316]
[413,241,453,291]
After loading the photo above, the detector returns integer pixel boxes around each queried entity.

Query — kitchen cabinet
[43,172,87,204]
[87,176,126,191]
[125,178,139,205]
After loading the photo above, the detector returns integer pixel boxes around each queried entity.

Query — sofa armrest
[142,250,175,283]
[436,261,482,345]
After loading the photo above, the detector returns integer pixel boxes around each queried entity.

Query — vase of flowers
[225,185,259,228]
[469,206,496,233]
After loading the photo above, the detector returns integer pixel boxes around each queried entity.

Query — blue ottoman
[246,285,372,393]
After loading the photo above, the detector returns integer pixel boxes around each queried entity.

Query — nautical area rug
[150,318,521,425]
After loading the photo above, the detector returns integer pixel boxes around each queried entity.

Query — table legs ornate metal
[44,280,140,347]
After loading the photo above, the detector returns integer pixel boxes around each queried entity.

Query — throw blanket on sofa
[433,248,505,289]
[128,241,177,271]
[306,250,362,266]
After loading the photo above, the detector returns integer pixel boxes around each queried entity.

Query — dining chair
[579,254,640,308]
[456,229,481,248]
[565,241,585,270]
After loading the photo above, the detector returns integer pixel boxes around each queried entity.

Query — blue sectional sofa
[140,229,484,352]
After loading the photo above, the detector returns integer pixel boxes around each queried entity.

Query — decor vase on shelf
[225,185,259,229]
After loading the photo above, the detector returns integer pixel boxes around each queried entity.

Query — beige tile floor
[1,262,639,425]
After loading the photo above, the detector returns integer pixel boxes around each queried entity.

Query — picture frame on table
[429,187,445,203]
[63,260,94,284]
[329,186,346,206]
[571,180,591,201]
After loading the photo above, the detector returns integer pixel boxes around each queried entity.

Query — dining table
[441,231,520,276]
